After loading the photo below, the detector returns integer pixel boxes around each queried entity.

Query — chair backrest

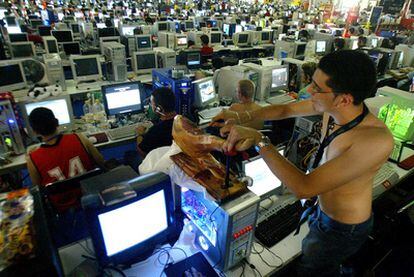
[42,168,103,213]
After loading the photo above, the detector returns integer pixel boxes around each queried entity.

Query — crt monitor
[223,23,230,36]
[38,25,52,36]
[157,22,168,32]
[210,32,222,45]
[10,42,35,58]
[82,172,178,267]
[9,33,28,42]
[133,51,157,74]
[261,31,271,43]
[295,43,306,57]
[62,42,81,55]
[176,36,188,48]
[184,20,194,30]
[30,19,43,29]
[235,32,249,46]
[135,35,152,50]
[52,30,73,42]
[315,40,326,54]
[371,37,378,48]
[101,81,143,116]
[185,51,201,69]
[98,27,120,37]
[122,26,136,36]
[271,66,288,91]
[242,151,284,198]
[193,77,217,108]
[0,61,27,91]
[70,55,102,83]
[23,96,73,134]
[45,38,59,54]
[70,23,81,34]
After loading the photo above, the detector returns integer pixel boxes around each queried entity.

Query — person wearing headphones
[136,87,177,158]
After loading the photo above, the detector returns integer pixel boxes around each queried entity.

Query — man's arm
[212,100,320,125]
[77,134,106,169]
[259,129,394,198]
[26,154,41,186]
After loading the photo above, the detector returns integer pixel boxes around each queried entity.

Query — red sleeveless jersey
[30,134,95,186]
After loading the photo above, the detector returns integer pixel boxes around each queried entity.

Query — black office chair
[40,168,103,247]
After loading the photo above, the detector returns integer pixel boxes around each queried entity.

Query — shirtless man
[212,50,394,276]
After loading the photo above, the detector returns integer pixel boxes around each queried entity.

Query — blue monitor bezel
[83,173,177,267]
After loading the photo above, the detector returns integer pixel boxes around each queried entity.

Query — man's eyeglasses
[308,80,335,94]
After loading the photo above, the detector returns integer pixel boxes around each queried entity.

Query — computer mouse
[88,136,97,144]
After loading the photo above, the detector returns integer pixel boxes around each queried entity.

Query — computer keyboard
[373,162,399,186]
[198,106,226,119]
[266,94,295,105]
[255,200,303,248]
[107,122,152,140]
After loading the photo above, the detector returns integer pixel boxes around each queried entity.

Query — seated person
[357,35,367,49]
[333,37,345,51]
[228,80,264,130]
[297,61,318,101]
[136,87,177,158]
[26,107,106,187]
[200,34,214,56]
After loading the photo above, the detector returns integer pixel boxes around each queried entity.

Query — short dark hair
[200,34,209,45]
[358,36,367,45]
[152,87,176,113]
[334,37,345,50]
[318,50,377,105]
[29,107,58,136]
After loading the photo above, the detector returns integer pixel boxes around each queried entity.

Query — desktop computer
[154,47,176,68]
[43,54,66,91]
[158,32,176,49]
[101,81,143,118]
[103,42,127,82]
[181,188,260,271]
[152,69,193,117]
[192,77,217,109]
[0,99,25,155]
[0,60,27,91]
[216,65,258,102]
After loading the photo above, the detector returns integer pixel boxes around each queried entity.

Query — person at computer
[26,107,106,188]
[211,50,394,276]
[296,62,318,101]
[333,37,345,51]
[357,36,367,50]
[228,80,264,130]
[200,34,214,56]
[135,87,177,158]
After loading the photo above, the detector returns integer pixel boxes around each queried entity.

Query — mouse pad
[164,252,219,277]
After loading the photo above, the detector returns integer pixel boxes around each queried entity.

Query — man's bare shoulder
[354,116,394,154]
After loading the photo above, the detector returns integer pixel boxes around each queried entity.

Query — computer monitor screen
[371,38,378,48]
[5,16,17,26]
[46,40,58,53]
[223,24,230,36]
[63,42,81,55]
[271,67,288,90]
[177,36,187,46]
[25,98,71,125]
[73,57,100,77]
[0,63,24,88]
[316,40,326,53]
[235,25,242,33]
[98,190,167,257]
[98,27,120,37]
[210,33,221,44]
[296,44,306,56]
[71,24,80,34]
[122,26,135,36]
[38,25,52,36]
[52,30,73,42]
[187,52,200,67]
[102,82,142,116]
[136,53,156,70]
[30,19,43,29]
[97,23,106,29]
[351,39,358,50]
[83,173,176,267]
[243,154,283,197]
[185,21,194,30]
[261,31,270,41]
[195,78,215,107]
[238,34,248,44]
[9,33,28,42]
[11,43,34,57]
[158,22,168,31]
[136,36,151,49]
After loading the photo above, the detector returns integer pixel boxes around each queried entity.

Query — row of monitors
[0,49,202,89]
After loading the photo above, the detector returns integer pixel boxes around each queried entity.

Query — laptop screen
[243,150,284,197]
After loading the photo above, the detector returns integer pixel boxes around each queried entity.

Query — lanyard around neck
[311,104,369,169]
